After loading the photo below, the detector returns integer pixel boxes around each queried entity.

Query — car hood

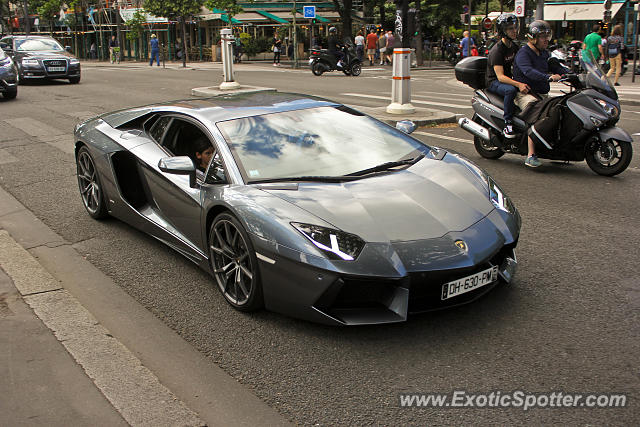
[16,51,74,60]
[260,154,494,242]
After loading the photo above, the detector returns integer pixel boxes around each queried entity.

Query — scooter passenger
[328,27,345,68]
[513,20,566,168]
[486,13,529,140]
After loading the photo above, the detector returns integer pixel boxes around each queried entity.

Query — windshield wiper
[249,176,350,184]
[345,154,425,177]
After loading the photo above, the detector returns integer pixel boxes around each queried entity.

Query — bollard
[220,28,240,90]
[387,48,415,114]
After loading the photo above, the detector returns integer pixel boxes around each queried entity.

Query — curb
[0,185,291,427]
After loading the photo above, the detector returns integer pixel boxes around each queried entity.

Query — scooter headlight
[595,99,619,118]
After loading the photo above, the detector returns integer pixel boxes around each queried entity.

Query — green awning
[255,10,288,24]
[211,8,242,23]
[296,8,330,22]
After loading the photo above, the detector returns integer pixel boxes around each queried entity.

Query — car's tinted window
[16,38,64,51]
[217,106,429,182]
[149,116,172,143]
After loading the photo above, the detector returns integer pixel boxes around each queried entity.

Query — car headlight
[488,177,516,214]
[291,222,365,261]
[22,58,40,66]
[69,58,79,64]
[595,99,618,117]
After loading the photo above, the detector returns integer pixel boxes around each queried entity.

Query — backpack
[608,38,620,56]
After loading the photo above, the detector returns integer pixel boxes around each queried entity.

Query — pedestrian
[582,23,604,60]
[459,30,476,58]
[273,33,282,66]
[175,40,183,60]
[385,30,395,65]
[377,30,387,65]
[108,35,119,64]
[354,30,365,62]
[439,34,446,60]
[605,24,624,86]
[149,34,160,66]
[89,41,97,59]
[366,28,378,66]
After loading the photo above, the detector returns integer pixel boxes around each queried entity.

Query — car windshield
[16,38,64,52]
[217,106,430,182]
[580,49,617,100]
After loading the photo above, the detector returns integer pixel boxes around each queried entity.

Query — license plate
[47,66,65,72]
[441,266,498,300]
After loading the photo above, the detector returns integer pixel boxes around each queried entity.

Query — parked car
[0,35,81,84]
[0,47,18,99]
[74,91,520,325]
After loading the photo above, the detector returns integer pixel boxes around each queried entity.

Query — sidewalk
[0,185,290,426]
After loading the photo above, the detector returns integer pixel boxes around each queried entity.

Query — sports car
[74,91,520,325]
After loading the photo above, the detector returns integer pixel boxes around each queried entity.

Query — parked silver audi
[0,35,80,84]
[0,47,18,99]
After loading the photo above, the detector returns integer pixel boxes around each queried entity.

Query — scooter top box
[455,56,488,90]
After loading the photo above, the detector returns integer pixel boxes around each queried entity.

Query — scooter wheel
[311,62,324,76]
[350,63,362,76]
[585,138,632,176]
[474,135,505,159]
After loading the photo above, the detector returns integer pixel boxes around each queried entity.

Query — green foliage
[204,0,242,25]
[125,10,146,42]
[143,0,203,20]
[37,0,63,21]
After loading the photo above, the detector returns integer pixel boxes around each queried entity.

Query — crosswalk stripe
[341,92,472,109]
[414,131,474,144]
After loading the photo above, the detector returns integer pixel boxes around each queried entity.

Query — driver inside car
[513,20,567,168]
[190,136,214,179]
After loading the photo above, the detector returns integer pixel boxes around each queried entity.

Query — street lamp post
[293,0,298,68]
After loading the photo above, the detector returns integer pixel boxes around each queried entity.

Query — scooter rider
[328,27,345,68]
[513,20,565,168]
[486,13,530,139]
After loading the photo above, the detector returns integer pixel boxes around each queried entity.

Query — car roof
[148,91,341,123]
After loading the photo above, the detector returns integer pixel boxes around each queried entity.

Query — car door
[133,115,210,256]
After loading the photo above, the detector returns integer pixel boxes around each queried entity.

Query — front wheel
[585,138,632,176]
[69,76,81,84]
[209,213,263,312]
[311,62,324,76]
[350,62,362,76]
[76,146,108,219]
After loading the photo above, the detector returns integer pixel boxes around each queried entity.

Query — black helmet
[527,20,552,40]
[329,27,337,33]
[495,13,518,38]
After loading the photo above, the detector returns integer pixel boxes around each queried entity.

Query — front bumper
[20,61,80,80]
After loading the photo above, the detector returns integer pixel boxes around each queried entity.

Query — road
[1,61,639,425]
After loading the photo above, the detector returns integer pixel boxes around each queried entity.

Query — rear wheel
[350,62,362,76]
[76,146,108,219]
[474,135,505,159]
[311,62,324,76]
[209,213,263,312]
[585,138,632,176]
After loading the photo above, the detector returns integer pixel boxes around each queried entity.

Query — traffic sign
[482,17,493,30]
[303,6,316,19]
[515,0,525,17]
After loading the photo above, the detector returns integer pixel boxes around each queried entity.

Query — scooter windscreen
[580,49,618,100]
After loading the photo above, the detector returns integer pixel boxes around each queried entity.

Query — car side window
[149,116,172,143]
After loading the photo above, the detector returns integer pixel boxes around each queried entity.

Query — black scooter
[309,39,362,77]
[454,52,634,176]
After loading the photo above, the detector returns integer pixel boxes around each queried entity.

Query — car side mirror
[65,46,72,52]
[158,156,196,187]
[396,120,417,134]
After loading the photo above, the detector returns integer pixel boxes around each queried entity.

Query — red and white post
[387,48,415,114]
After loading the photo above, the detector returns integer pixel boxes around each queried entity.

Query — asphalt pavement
[1,59,639,425]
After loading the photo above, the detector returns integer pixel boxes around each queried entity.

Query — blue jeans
[488,80,518,122]
[150,49,160,66]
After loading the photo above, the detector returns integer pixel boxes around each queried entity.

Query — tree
[37,0,62,35]
[143,0,203,67]
[332,0,353,39]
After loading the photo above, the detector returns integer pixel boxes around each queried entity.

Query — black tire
[585,138,632,176]
[311,62,324,76]
[209,213,263,312]
[474,135,505,159]
[76,146,109,219]
[350,62,362,76]
[342,68,351,75]
[69,76,81,84]
[3,88,17,99]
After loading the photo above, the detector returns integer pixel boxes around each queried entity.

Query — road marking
[341,92,472,109]
[3,117,65,138]
[412,92,471,98]
[414,131,474,144]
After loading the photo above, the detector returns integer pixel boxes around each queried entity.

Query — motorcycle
[454,50,634,176]
[446,42,462,65]
[566,40,583,73]
[309,39,362,77]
